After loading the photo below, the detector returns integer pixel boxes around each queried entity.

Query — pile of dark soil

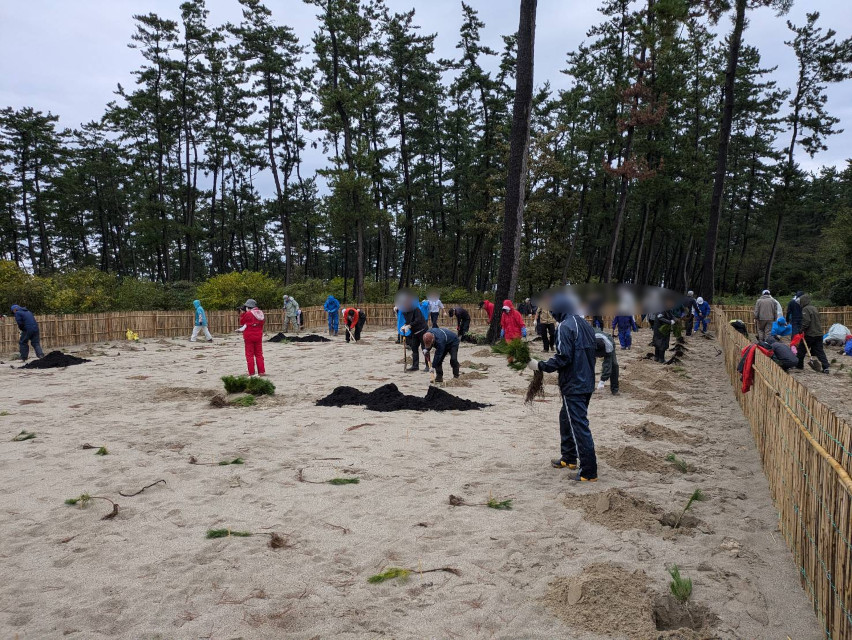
[268,333,331,343]
[21,351,90,369]
[316,383,489,412]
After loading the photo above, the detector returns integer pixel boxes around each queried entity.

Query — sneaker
[823,369,830,375]
[551,458,578,470]
[405,366,420,372]
[207,339,213,343]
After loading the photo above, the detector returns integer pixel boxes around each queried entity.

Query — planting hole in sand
[569,488,700,534]
[316,383,489,412]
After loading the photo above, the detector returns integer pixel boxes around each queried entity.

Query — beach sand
[0,328,822,639]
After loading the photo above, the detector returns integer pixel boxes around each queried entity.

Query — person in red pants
[237,298,266,376]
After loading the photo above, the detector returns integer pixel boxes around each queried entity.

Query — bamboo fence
[715,307,852,639]
[0,302,652,353]
[721,306,852,335]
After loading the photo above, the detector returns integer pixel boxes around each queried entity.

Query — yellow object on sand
[125,328,139,341]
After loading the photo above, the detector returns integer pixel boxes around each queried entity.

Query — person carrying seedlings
[190,300,213,342]
[786,291,804,334]
[282,295,300,334]
[426,294,444,328]
[651,311,676,363]
[11,304,44,361]
[400,296,429,372]
[422,328,461,383]
[753,290,778,341]
[237,299,266,376]
[527,294,598,481]
[447,306,471,340]
[479,299,495,322]
[693,297,711,334]
[537,305,557,353]
[341,307,367,342]
[594,330,619,395]
[771,316,793,341]
[500,300,526,342]
[611,314,638,350]
[796,294,830,374]
[323,295,340,336]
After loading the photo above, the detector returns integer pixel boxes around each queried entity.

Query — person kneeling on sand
[422,328,461,383]
[236,299,266,376]
[527,294,599,482]
[594,330,619,395]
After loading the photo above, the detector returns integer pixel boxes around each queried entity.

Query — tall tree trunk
[699,0,746,302]
[489,0,537,341]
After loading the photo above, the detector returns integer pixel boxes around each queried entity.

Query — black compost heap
[21,351,91,370]
[316,383,489,412]
[268,333,331,343]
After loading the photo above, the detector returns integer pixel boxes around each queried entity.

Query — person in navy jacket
[11,304,44,361]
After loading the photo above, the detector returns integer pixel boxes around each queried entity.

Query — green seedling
[367,566,460,584]
[674,489,707,529]
[206,528,252,538]
[327,477,360,485]
[65,493,119,520]
[665,453,689,473]
[486,497,513,510]
[230,395,256,407]
[449,494,513,510]
[0,411,10,417]
[668,565,693,603]
[190,455,245,466]
[218,457,245,466]
[95,446,109,456]
[12,430,35,441]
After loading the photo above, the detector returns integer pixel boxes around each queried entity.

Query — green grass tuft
[218,457,245,465]
[95,446,108,456]
[367,567,411,584]
[668,565,693,603]
[327,477,360,485]
[486,497,513,510]
[206,528,252,539]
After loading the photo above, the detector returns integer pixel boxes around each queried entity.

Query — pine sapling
[674,489,707,528]
[666,454,689,473]
[12,430,35,441]
[668,565,693,603]
[65,493,119,519]
[95,446,109,456]
[367,566,460,584]
[327,477,360,485]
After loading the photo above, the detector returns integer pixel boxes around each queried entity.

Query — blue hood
[193,300,201,308]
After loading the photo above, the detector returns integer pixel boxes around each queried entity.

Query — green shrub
[0,261,52,312]
[221,375,275,396]
[197,271,282,310]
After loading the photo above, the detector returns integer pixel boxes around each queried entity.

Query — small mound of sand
[440,378,471,388]
[459,371,487,380]
[471,348,500,358]
[458,360,489,371]
[623,420,699,445]
[649,378,681,392]
[599,446,671,473]
[155,387,217,401]
[569,488,664,532]
[640,401,691,420]
[21,351,90,369]
[545,563,656,638]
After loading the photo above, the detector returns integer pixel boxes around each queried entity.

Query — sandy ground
[788,342,852,426]
[0,325,823,639]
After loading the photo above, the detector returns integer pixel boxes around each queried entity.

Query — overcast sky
[2,0,851,195]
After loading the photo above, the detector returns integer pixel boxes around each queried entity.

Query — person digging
[527,293,599,482]
[422,328,461,383]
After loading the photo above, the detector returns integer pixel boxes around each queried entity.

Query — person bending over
[422,328,461,383]
[448,306,471,340]
[400,296,429,372]
[594,330,619,395]
[341,307,367,342]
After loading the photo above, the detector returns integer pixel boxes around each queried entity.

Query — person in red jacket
[479,299,495,322]
[236,298,266,376]
[500,300,525,341]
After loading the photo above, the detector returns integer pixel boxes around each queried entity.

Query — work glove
[401,324,410,333]
[235,326,246,333]
[500,329,505,338]
[521,327,527,338]
[526,359,539,372]
[597,380,605,391]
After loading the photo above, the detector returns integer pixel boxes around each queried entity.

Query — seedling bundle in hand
[492,339,531,370]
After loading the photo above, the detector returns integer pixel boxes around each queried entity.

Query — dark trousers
[19,329,44,360]
[541,323,556,352]
[797,335,830,371]
[792,321,802,335]
[345,317,366,342]
[457,318,470,340]
[592,316,603,330]
[430,312,439,328]
[407,332,424,368]
[684,315,694,336]
[559,393,597,479]
[433,343,460,379]
[617,331,632,349]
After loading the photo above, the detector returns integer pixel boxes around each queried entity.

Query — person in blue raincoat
[395,305,409,344]
[611,314,638,350]
[11,304,45,361]
[771,317,792,341]
[323,295,340,336]
[190,300,214,342]
[693,297,711,334]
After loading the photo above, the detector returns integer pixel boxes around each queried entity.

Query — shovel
[802,337,822,372]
